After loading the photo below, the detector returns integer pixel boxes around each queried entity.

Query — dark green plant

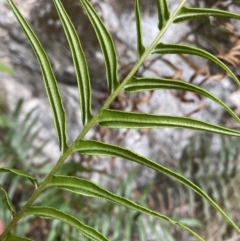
[1,0,240,240]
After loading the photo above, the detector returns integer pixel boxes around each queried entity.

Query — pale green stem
[0,1,187,240]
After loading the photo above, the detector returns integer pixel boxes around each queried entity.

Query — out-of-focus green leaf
[78,0,119,94]
[5,233,35,241]
[0,62,14,74]
[7,0,68,154]
[174,7,240,23]
[0,185,15,217]
[137,219,145,241]
[74,140,240,233]
[152,43,240,86]
[48,175,204,241]
[135,0,145,58]
[125,76,240,122]
[57,162,91,174]
[178,218,203,228]
[0,115,10,129]
[53,0,92,125]
[12,99,23,125]
[25,206,109,241]
[57,161,112,177]
[99,109,240,137]
[157,0,170,30]
[0,168,38,187]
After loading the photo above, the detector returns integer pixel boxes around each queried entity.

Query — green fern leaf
[174,7,240,23]
[74,140,239,233]
[48,175,204,240]
[157,0,170,30]
[99,109,240,137]
[0,185,15,217]
[4,233,35,241]
[53,0,93,125]
[7,0,68,154]
[152,43,240,86]
[125,76,240,122]
[0,168,38,187]
[135,0,145,58]
[78,0,119,93]
[26,206,109,241]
